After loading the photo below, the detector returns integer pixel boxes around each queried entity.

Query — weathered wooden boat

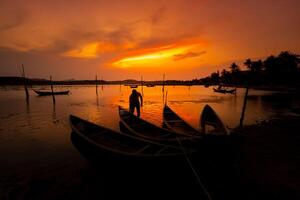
[146,84,155,87]
[213,87,236,94]
[130,84,138,88]
[163,105,201,136]
[33,90,69,96]
[118,106,201,145]
[70,115,195,164]
[200,105,228,135]
[70,115,216,198]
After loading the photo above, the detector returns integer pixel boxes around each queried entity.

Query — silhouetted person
[129,89,143,117]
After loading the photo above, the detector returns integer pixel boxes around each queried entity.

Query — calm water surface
[0,85,298,197]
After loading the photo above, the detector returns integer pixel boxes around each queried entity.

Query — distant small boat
[213,87,236,94]
[130,84,138,88]
[163,105,201,136]
[200,105,228,135]
[146,84,155,87]
[33,90,69,96]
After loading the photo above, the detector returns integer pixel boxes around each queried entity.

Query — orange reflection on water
[0,85,294,177]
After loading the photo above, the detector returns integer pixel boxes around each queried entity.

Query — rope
[176,137,213,200]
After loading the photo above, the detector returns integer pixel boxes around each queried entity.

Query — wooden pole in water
[101,76,104,90]
[162,73,165,93]
[22,64,29,99]
[141,75,144,96]
[165,90,168,105]
[50,75,55,103]
[95,75,98,94]
[239,87,249,128]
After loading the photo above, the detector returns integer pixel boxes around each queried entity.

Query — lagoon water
[0,85,298,198]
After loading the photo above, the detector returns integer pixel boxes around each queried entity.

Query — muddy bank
[232,117,300,199]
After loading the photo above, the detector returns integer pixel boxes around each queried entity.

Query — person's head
[132,89,137,94]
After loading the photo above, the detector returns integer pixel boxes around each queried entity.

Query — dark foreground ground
[232,116,300,200]
[1,116,299,200]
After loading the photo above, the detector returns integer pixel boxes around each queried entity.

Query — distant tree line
[200,51,300,87]
[0,51,299,87]
[0,77,196,86]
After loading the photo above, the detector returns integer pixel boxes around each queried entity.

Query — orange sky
[0,0,300,80]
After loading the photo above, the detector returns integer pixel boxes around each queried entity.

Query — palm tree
[263,55,277,72]
[244,59,252,71]
[230,62,240,73]
[252,60,263,72]
[210,71,220,84]
[277,51,300,73]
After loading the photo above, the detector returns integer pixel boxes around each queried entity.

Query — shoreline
[230,116,300,199]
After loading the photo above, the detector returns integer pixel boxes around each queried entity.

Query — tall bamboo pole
[22,64,29,99]
[50,75,55,103]
[96,75,98,94]
[162,73,165,93]
[141,75,144,96]
[239,87,249,128]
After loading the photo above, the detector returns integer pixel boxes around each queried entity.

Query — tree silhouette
[278,51,300,73]
[263,55,277,73]
[200,50,300,87]
[251,60,263,72]
[244,59,252,71]
[230,62,240,73]
[263,51,300,83]
[210,71,220,83]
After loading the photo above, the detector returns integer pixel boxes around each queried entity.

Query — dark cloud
[151,6,167,25]
[173,51,206,61]
[0,10,27,31]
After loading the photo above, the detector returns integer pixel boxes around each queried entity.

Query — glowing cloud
[63,42,99,58]
[113,41,206,68]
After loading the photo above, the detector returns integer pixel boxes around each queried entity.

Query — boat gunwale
[200,104,228,135]
[118,106,202,142]
[70,115,189,157]
[163,104,202,136]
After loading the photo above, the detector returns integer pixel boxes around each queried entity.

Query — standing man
[129,89,143,117]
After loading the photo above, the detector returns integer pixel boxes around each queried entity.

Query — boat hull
[34,90,69,96]
[213,88,236,94]
[163,105,201,136]
[200,104,228,135]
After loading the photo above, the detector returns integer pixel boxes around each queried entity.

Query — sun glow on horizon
[113,43,204,68]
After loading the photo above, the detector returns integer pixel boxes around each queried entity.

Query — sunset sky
[0,0,299,80]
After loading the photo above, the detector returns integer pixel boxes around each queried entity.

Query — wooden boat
[33,90,69,96]
[146,84,155,87]
[200,105,228,135]
[70,115,222,199]
[163,105,201,136]
[118,106,201,145]
[204,83,210,88]
[213,87,236,94]
[70,115,195,164]
[130,84,138,88]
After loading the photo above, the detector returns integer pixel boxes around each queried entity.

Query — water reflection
[0,85,298,138]
[0,85,299,197]
[26,97,30,114]
[96,92,99,108]
[52,100,57,123]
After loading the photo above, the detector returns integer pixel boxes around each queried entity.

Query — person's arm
[139,93,143,107]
